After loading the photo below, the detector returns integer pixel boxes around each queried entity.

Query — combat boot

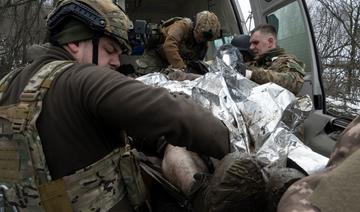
[191,151,266,212]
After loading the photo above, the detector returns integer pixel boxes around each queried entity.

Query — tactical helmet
[47,0,132,54]
[231,35,254,62]
[194,11,221,41]
[231,35,251,52]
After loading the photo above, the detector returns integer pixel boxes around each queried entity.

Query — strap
[161,17,185,28]
[139,161,189,208]
[19,60,74,184]
[0,68,22,100]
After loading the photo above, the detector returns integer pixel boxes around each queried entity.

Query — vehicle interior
[121,0,352,158]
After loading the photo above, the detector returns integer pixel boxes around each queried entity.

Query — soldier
[136,11,221,75]
[0,0,230,211]
[278,116,360,212]
[245,24,305,95]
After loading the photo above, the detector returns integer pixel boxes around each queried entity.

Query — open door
[249,0,350,157]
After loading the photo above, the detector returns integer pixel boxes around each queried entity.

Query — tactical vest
[0,61,146,212]
[161,18,207,64]
[145,17,186,49]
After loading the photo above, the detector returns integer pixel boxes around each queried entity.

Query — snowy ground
[326,96,360,117]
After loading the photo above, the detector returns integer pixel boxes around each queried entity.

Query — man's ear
[267,37,275,48]
[64,42,80,54]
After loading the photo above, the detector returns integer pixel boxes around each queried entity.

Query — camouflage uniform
[136,18,208,75]
[249,47,305,95]
[278,116,360,212]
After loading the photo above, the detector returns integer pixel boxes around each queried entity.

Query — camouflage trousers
[278,116,360,212]
[135,49,167,75]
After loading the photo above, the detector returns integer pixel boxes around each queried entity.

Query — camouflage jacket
[278,116,360,212]
[249,47,305,95]
[159,18,208,69]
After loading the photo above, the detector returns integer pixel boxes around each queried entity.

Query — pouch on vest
[145,17,185,50]
[120,144,147,209]
[160,17,184,28]
[145,22,161,49]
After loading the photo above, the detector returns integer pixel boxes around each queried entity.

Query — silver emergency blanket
[137,46,328,174]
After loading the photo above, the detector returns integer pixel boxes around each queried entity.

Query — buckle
[0,185,19,211]
[11,119,26,133]
[20,91,40,102]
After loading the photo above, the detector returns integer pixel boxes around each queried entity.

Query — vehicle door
[247,0,352,157]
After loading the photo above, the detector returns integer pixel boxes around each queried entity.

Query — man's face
[249,31,274,58]
[77,37,123,70]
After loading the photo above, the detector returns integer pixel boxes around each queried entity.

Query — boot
[191,151,266,212]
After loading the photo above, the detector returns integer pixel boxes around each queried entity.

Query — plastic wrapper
[136,45,328,174]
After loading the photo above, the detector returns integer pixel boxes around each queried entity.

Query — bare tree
[0,0,49,76]
[307,0,360,117]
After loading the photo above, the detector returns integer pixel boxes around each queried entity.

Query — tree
[307,0,360,117]
[0,0,50,76]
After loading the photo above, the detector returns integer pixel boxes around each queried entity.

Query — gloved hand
[117,64,136,75]
[186,60,209,75]
[129,135,167,157]
[167,70,201,81]
[235,61,247,76]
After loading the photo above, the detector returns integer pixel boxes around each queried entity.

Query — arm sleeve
[250,60,305,95]
[74,67,230,159]
[162,21,192,69]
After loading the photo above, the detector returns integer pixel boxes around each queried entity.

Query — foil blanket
[136,47,328,175]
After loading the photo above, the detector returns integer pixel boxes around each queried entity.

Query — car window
[305,0,359,118]
[266,1,313,74]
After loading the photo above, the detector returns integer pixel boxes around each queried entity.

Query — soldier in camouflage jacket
[246,24,305,95]
[136,11,221,75]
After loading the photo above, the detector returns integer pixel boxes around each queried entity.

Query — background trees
[307,0,360,117]
[0,0,49,77]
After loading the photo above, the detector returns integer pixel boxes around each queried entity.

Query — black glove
[167,70,201,81]
[186,60,209,75]
[117,64,136,75]
[129,135,167,157]
[235,61,247,76]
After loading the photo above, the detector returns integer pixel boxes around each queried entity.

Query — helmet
[231,35,251,52]
[194,11,221,41]
[231,35,254,62]
[47,0,132,54]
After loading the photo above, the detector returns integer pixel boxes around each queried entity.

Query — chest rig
[0,61,146,212]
